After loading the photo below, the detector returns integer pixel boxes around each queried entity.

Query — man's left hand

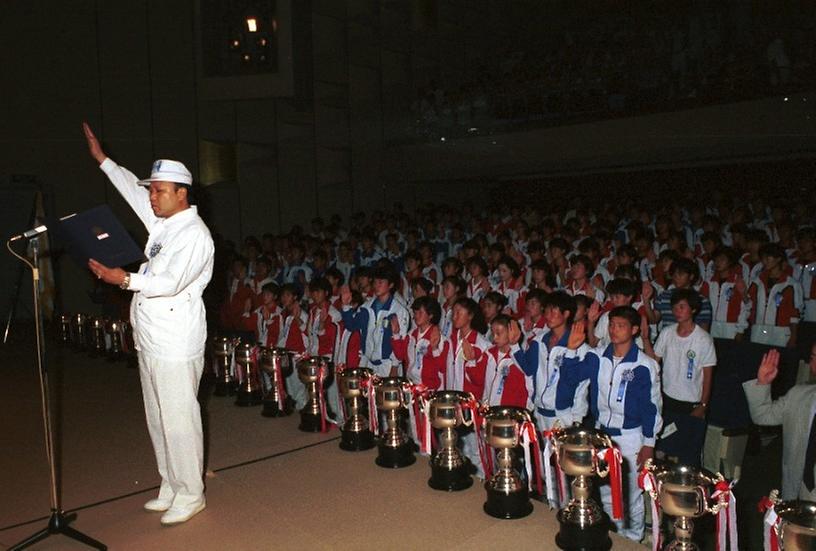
[88,258,126,286]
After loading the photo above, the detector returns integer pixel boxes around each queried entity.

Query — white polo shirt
[654,323,716,403]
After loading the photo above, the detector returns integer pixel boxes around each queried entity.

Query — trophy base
[428,463,473,492]
[298,412,323,432]
[375,441,416,468]
[261,399,292,417]
[483,486,533,519]
[555,510,612,551]
[339,429,375,451]
[235,390,263,407]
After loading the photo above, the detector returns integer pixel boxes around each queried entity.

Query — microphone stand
[6,236,106,551]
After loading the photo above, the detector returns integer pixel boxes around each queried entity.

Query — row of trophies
[56,312,135,364]
[207,336,816,551]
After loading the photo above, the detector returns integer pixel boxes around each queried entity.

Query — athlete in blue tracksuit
[556,306,662,543]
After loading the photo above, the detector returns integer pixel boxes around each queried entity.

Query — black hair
[613,264,640,282]
[668,258,700,283]
[411,277,434,296]
[570,254,595,274]
[759,243,787,261]
[670,288,702,315]
[370,265,398,289]
[308,277,332,296]
[573,294,592,311]
[712,246,738,267]
[497,255,521,278]
[404,249,422,263]
[548,237,570,253]
[441,275,467,297]
[608,305,640,329]
[466,255,489,276]
[545,291,576,324]
[483,291,508,310]
[280,283,302,300]
[411,296,442,325]
[525,288,548,306]
[324,266,345,286]
[261,282,280,297]
[454,297,487,334]
[442,256,464,274]
[605,278,636,299]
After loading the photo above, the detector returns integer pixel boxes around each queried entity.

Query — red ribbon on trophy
[464,398,490,477]
[478,416,495,476]
[335,364,348,421]
[316,363,330,433]
[600,446,624,521]
[712,479,738,551]
[408,383,431,455]
[758,495,780,551]
[638,467,661,551]
[521,420,544,497]
[366,377,379,435]
[541,429,564,508]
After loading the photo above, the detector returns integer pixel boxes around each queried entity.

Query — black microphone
[10,224,48,242]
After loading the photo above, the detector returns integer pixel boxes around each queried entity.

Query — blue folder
[57,205,144,268]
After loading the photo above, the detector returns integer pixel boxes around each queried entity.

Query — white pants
[601,429,646,542]
[460,430,484,479]
[139,353,205,508]
[285,369,307,410]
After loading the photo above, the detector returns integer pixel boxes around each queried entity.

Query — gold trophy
[427,390,476,491]
[764,490,816,551]
[88,317,107,358]
[374,377,415,468]
[336,367,375,451]
[106,319,124,361]
[643,460,733,551]
[234,343,263,407]
[297,356,331,432]
[259,347,294,417]
[552,426,616,551]
[211,336,237,396]
[57,313,71,346]
[71,313,88,351]
[482,406,534,519]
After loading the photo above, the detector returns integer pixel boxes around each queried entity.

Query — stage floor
[0,331,771,550]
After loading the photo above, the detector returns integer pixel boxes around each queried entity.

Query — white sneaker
[144,498,172,512]
[160,499,206,526]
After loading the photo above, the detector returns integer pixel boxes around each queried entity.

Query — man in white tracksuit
[83,123,214,526]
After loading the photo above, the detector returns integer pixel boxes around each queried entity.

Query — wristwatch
[119,273,131,290]
[695,401,708,409]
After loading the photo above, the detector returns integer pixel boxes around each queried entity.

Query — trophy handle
[595,449,610,479]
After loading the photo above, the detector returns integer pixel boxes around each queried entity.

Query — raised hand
[429,325,441,349]
[639,314,650,343]
[641,281,654,301]
[508,319,522,345]
[567,320,586,350]
[82,122,107,164]
[756,349,780,385]
[339,284,352,306]
[734,276,747,297]
[461,337,476,361]
[587,301,601,324]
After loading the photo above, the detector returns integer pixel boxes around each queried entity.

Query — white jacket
[100,159,214,361]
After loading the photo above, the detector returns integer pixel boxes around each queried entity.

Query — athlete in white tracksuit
[85,123,214,525]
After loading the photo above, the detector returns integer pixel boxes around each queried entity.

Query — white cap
[137,159,193,186]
